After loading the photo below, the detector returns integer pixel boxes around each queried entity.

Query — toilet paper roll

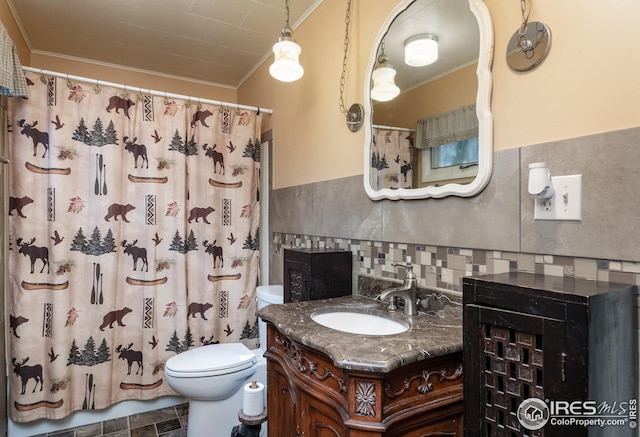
[243,381,265,416]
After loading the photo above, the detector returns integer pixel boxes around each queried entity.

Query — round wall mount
[346,103,364,132]
[506,21,551,72]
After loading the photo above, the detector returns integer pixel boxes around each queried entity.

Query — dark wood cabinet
[283,248,352,303]
[463,272,639,437]
[267,357,298,437]
[299,390,348,437]
[266,323,464,437]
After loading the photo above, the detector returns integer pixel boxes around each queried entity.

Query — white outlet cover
[534,175,582,221]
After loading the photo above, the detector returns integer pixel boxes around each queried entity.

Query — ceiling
[6,0,320,89]
[6,0,479,92]
[381,0,479,92]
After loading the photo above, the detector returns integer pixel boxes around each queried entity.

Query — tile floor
[33,403,189,437]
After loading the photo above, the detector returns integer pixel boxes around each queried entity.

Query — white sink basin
[310,310,409,335]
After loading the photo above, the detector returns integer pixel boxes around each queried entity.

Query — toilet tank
[256,285,283,350]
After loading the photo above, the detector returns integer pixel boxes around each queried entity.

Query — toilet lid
[257,285,284,305]
[165,343,256,374]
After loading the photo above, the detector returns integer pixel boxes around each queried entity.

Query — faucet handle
[393,262,416,279]
[392,262,410,267]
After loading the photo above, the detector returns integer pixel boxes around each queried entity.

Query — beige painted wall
[372,64,477,129]
[0,1,28,63]
[240,0,383,190]
[240,0,392,190]
[29,53,239,104]
[4,0,640,189]
[240,0,640,189]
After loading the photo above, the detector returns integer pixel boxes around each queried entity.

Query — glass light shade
[404,35,438,67]
[371,65,400,102]
[269,39,304,82]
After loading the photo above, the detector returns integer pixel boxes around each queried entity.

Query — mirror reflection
[364,0,493,200]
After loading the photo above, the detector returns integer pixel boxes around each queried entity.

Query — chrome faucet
[378,263,418,316]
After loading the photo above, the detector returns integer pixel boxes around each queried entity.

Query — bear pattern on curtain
[6,71,262,421]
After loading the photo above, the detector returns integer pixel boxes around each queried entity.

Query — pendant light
[371,43,400,102]
[269,0,304,82]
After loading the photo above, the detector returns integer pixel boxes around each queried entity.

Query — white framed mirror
[363,0,494,200]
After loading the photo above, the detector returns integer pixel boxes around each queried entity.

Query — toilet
[165,285,283,437]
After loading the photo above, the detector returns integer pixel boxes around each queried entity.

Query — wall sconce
[528,162,582,221]
[506,0,551,71]
[371,43,400,102]
[269,0,304,82]
[404,34,438,67]
[338,0,363,132]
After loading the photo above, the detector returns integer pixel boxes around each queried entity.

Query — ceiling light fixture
[404,34,439,67]
[370,43,400,102]
[269,0,304,82]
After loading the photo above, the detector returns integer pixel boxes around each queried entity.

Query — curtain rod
[373,124,415,132]
[22,67,273,115]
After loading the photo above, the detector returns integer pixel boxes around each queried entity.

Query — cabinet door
[284,254,309,302]
[299,391,348,437]
[464,304,583,437]
[267,361,298,437]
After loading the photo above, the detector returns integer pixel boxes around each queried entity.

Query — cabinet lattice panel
[288,269,304,302]
[481,324,545,437]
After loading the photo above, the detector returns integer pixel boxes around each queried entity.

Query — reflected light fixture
[404,34,439,67]
[269,0,303,82]
[370,43,400,102]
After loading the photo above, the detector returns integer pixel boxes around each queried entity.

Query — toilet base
[187,398,238,437]
[184,354,267,437]
[186,391,266,437]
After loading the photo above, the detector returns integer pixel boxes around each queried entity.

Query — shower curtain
[370,127,414,190]
[6,71,262,422]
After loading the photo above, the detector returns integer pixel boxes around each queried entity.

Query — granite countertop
[258,295,463,373]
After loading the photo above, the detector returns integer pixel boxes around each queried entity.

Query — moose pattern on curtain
[370,128,414,190]
[6,71,262,421]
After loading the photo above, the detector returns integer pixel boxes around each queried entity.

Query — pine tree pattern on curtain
[6,71,262,422]
[370,128,414,190]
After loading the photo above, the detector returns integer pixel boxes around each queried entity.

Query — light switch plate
[534,175,582,221]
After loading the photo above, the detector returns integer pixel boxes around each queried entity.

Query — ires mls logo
[517,398,638,431]
[517,398,550,430]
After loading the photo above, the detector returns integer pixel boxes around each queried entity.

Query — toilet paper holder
[233,380,267,437]
[234,409,267,437]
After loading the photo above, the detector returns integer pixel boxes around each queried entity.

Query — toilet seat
[165,343,257,378]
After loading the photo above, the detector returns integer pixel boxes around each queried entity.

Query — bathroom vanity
[258,295,464,436]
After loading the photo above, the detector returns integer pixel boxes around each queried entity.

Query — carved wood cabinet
[463,273,639,437]
[265,323,464,436]
[283,248,352,303]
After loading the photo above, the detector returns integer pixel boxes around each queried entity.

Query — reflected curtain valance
[0,22,28,97]
[416,103,477,149]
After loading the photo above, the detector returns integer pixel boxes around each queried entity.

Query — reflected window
[421,136,479,185]
[431,137,478,169]
[416,104,479,186]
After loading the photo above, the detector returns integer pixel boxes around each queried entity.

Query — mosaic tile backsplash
[273,232,640,291]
